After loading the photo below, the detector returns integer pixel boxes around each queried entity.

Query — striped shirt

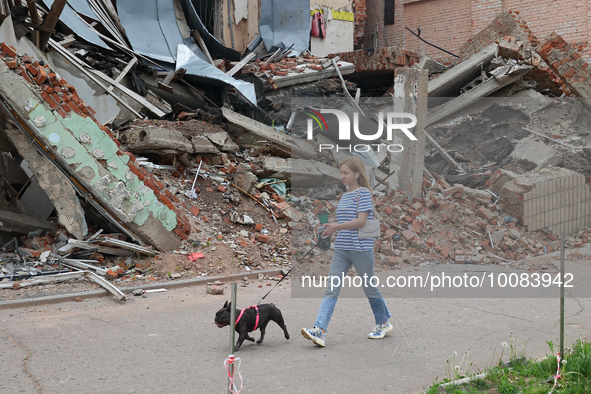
[334,187,375,251]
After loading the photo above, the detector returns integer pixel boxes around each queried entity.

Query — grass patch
[424,338,591,394]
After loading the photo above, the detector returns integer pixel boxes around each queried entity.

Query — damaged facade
[0,1,590,298]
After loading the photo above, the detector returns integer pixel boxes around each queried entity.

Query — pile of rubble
[290,174,590,279]
[2,5,591,303]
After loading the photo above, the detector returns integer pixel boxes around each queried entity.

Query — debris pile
[1,5,591,302]
[290,174,590,278]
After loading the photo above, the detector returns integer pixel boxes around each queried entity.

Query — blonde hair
[340,157,373,195]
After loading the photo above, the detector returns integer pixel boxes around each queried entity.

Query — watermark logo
[304,107,328,133]
[305,109,417,153]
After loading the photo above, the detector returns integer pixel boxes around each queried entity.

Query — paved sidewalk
[1,254,591,393]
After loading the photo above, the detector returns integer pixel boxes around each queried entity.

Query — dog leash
[256,241,320,305]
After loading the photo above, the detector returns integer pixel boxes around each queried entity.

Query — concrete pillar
[389,68,427,199]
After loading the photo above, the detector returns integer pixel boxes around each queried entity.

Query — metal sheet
[117,0,206,63]
[40,0,109,49]
[63,0,97,19]
[157,0,188,61]
[117,0,175,62]
[176,44,257,105]
[259,0,310,56]
[181,0,241,61]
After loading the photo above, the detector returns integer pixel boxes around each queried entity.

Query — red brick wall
[403,0,472,64]
[471,0,503,33]
[353,0,367,49]
[363,0,406,50]
[361,0,591,63]
[500,1,589,51]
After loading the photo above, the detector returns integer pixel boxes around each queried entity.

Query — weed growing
[424,337,591,394]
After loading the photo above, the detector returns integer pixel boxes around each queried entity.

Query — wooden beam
[86,68,166,117]
[26,0,40,46]
[106,56,137,93]
[331,58,365,116]
[322,55,339,69]
[193,30,214,65]
[271,44,294,63]
[226,52,256,77]
[263,48,281,65]
[38,0,68,51]
[424,132,465,174]
[57,34,76,48]
[157,69,175,93]
[21,21,56,34]
[157,68,186,93]
[48,39,145,118]
[261,62,355,90]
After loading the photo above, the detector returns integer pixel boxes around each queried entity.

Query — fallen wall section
[0,43,185,251]
[500,168,591,235]
[459,9,538,60]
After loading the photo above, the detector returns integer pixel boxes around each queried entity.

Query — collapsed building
[0,2,590,297]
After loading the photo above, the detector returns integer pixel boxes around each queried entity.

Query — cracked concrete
[1,330,42,393]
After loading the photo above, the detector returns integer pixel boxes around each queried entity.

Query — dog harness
[235,305,260,331]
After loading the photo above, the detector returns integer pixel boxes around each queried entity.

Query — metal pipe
[227,0,235,49]
[560,230,565,358]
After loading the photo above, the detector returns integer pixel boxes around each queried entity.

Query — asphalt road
[1,260,591,394]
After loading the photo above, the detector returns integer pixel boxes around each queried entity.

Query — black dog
[215,301,290,351]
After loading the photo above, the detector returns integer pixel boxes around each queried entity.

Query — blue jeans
[314,249,391,332]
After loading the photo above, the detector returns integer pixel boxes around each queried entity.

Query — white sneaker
[368,322,393,339]
[301,327,326,347]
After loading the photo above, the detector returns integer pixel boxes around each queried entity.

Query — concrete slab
[0,208,59,234]
[191,135,220,154]
[223,107,317,160]
[262,157,342,187]
[510,138,563,168]
[428,43,498,98]
[119,126,193,154]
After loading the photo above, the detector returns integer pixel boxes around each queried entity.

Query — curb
[0,269,284,310]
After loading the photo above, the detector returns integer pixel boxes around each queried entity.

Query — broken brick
[105,270,119,280]
[1,42,17,58]
[35,67,47,84]
[16,66,34,84]
[256,234,269,243]
[401,229,416,242]
[4,58,18,68]
[411,219,421,233]
[476,207,493,222]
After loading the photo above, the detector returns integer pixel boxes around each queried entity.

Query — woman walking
[301,157,392,347]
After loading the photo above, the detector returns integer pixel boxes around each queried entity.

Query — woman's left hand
[321,223,338,237]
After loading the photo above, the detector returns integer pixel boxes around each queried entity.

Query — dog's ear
[227,301,232,310]
[223,301,229,309]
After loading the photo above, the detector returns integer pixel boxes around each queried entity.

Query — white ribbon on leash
[224,354,243,393]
